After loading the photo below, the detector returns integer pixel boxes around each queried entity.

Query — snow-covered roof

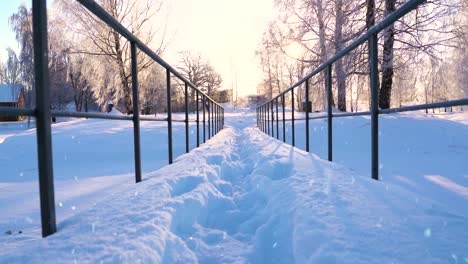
[0,84,23,103]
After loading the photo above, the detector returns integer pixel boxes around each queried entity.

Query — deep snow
[0,108,467,263]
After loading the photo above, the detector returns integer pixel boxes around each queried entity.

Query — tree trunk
[379,0,396,109]
[316,0,331,109]
[334,0,346,111]
[112,30,132,114]
[366,0,376,30]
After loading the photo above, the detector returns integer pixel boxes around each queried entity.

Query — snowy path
[1,109,467,263]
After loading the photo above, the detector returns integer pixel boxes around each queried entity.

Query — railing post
[267,103,270,136]
[327,65,333,162]
[213,102,215,136]
[184,82,189,153]
[33,0,56,237]
[271,101,274,138]
[166,68,173,164]
[369,33,379,180]
[216,105,219,133]
[210,101,213,137]
[292,90,295,147]
[261,105,264,132]
[305,79,310,152]
[196,91,200,147]
[130,42,142,183]
[203,96,206,142]
[276,98,279,139]
[282,95,286,142]
[208,99,211,140]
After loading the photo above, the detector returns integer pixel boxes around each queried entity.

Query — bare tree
[57,0,168,113]
[2,48,21,85]
[9,4,34,107]
[177,51,223,98]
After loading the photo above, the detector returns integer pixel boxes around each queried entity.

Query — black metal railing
[256,0,468,181]
[0,0,225,237]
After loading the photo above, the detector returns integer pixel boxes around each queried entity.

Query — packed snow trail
[1,109,467,263]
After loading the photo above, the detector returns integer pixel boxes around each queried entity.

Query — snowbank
[1,110,467,263]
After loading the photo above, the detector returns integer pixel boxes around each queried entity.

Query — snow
[0,107,467,263]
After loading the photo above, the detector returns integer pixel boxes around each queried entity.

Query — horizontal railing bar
[76,0,222,109]
[0,106,35,116]
[380,98,468,114]
[51,110,132,120]
[309,114,329,120]
[139,117,167,122]
[272,98,467,122]
[333,111,372,118]
[258,0,425,106]
[51,111,201,123]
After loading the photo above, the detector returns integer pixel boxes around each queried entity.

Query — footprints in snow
[169,176,204,197]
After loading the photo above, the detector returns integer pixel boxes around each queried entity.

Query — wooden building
[0,84,26,121]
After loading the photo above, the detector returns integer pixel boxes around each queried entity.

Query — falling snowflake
[134,191,139,196]
[424,228,431,238]
[59,202,63,207]
[71,206,76,211]
[309,179,315,186]
[273,242,278,248]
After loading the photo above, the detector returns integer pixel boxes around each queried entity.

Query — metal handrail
[76,0,222,108]
[257,0,425,106]
[256,0,468,183]
[0,0,225,237]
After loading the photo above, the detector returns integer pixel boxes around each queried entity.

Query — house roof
[0,84,23,103]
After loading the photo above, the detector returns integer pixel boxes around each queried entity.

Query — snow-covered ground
[0,107,467,263]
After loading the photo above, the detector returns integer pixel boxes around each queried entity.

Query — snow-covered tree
[56,0,168,114]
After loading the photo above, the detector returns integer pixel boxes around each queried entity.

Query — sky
[0,0,275,97]
[0,1,30,60]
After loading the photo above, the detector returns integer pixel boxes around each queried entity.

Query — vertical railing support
[326,65,333,162]
[267,103,270,136]
[130,42,142,183]
[184,82,189,153]
[271,101,274,138]
[208,101,210,138]
[203,96,206,143]
[208,100,211,139]
[166,69,173,164]
[282,95,286,142]
[305,79,310,152]
[369,33,379,180]
[196,91,200,147]
[33,0,56,237]
[262,105,265,132]
[276,98,279,140]
[292,90,295,147]
[216,105,219,134]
